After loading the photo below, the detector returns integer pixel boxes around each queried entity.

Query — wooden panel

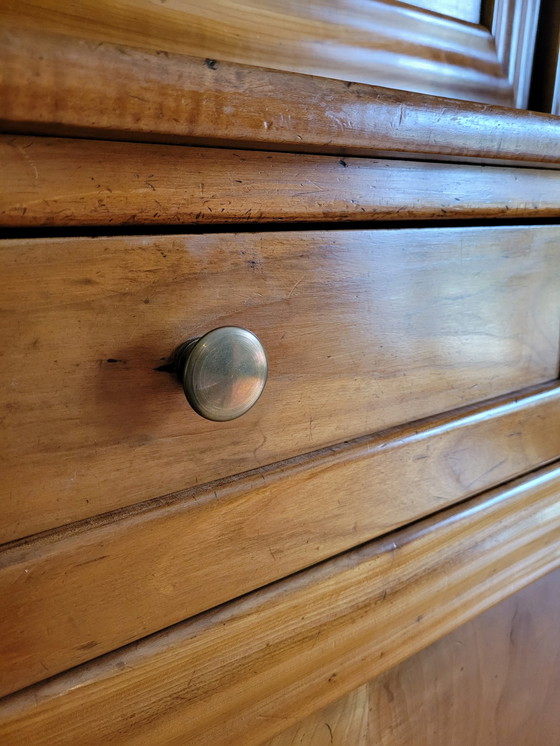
[368,568,560,745]
[1,226,559,541]
[266,569,560,746]
[4,136,560,227]
[0,0,512,105]
[2,29,559,168]
[1,383,559,696]
[1,464,560,744]
[265,685,369,746]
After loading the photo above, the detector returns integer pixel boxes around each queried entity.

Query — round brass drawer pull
[175,327,268,421]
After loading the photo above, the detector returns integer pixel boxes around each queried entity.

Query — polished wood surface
[2,28,559,167]
[2,1,560,741]
[0,0,512,105]
[1,383,559,696]
[369,568,560,745]
[4,135,560,227]
[1,227,559,541]
[265,685,369,746]
[1,464,559,744]
[267,569,560,745]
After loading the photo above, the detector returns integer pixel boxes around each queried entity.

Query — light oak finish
[0,0,512,105]
[1,383,559,696]
[4,135,560,227]
[1,464,559,744]
[265,684,369,746]
[1,226,559,541]
[2,28,560,167]
[267,569,560,746]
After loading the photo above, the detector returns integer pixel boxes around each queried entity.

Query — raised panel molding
[0,0,513,105]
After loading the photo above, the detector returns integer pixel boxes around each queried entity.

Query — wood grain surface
[1,227,559,542]
[266,569,560,745]
[4,135,560,227]
[1,463,560,744]
[265,685,369,746]
[1,382,559,696]
[368,568,560,745]
[1,28,559,167]
[0,0,512,105]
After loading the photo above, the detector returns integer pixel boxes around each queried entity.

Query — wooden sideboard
[1,2,559,744]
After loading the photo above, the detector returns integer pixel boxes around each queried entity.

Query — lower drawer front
[2,464,560,743]
[1,226,559,540]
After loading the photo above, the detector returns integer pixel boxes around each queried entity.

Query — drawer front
[2,464,560,742]
[1,226,559,541]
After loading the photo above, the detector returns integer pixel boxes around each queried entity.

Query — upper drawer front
[1,226,558,541]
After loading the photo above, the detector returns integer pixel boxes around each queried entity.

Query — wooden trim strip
[0,0,513,106]
[1,28,559,168]
[1,463,560,744]
[1,383,559,697]
[3,135,560,227]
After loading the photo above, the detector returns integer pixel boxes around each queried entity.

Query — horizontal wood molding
[1,383,559,696]
[3,136,560,227]
[1,463,560,744]
[1,28,559,167]
[2,227,559,542]
[0,0,512,105]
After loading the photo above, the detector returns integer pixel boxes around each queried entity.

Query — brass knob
[175,327,268,421]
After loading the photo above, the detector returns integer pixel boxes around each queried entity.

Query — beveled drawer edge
[3,135,560,228]
[0,381,559,697]
[1,462,560,744]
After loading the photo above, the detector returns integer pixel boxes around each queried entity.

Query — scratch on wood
[288,277,303,298]
[14,143,39,184]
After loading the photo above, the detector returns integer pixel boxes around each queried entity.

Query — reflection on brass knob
[175,327,268,421]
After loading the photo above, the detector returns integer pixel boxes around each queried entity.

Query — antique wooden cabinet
[1,2,560,744]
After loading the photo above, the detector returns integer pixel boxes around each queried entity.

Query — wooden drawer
[1,225,559,542]
[2,463,560,743]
